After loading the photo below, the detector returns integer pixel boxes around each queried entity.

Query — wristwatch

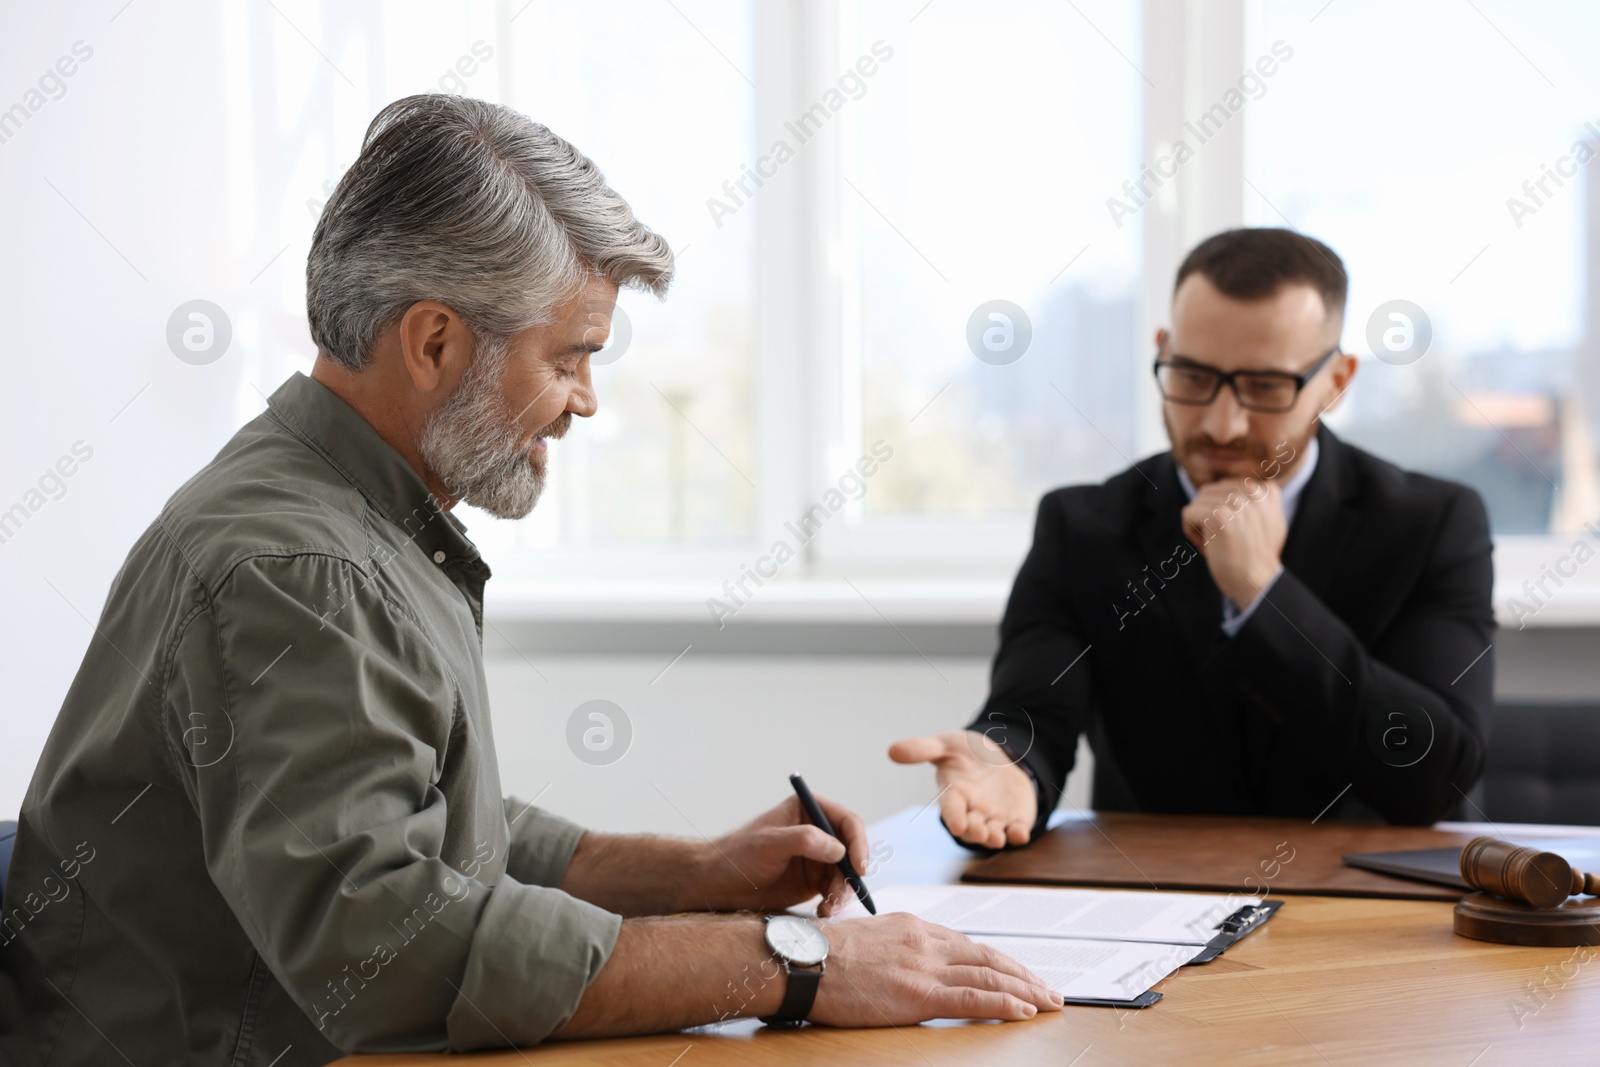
[758,915,829,1028]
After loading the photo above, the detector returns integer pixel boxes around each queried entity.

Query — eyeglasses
[1152,343,1340,413]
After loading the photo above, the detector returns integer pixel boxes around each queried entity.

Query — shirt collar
[1174,434,1321,528]
[264,371,484,568]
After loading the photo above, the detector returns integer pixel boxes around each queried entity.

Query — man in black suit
[891,227,1495,849]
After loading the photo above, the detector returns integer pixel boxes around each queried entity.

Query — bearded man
[2,94,1059,1066]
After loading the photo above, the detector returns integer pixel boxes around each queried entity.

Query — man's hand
[810,912,1063,1026]
[697,793,872,917]
[887,731,1036,849]
[1180,477,1286,610]
[553,911,1062,1038]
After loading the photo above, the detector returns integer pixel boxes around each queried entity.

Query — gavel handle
[1575,869,1600,897]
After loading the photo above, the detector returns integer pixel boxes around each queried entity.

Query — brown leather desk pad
[961,812,1480,901]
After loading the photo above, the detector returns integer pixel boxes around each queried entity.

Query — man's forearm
[551,913,782,1038]
[559,831,716,916]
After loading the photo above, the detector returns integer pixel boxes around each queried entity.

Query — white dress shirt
[1174,434,1321,637]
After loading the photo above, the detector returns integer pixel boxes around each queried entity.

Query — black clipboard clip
[1058,990,1163,1010]
[1186,899,1284,965]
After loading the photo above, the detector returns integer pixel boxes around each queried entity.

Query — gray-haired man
[0,96,1059,1065]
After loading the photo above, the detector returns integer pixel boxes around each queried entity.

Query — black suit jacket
[964,425,1496,841]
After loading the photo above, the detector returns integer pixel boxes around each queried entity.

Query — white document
[969,935,1202,1002]
[844,884,1259,946]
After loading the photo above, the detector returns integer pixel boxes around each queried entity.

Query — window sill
[484,576,1600,627]
[486,578,1011,624]
[481,580,1010,657]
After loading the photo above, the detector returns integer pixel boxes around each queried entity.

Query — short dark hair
[1175,227,1347,324]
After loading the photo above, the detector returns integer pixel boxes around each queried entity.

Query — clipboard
[1061,899,1284,1009]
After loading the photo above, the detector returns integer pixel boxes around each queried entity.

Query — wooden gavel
[1460,836,1600,909]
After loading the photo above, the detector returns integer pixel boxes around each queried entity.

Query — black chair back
[1483,703,1600,825]
[0,820,16,911]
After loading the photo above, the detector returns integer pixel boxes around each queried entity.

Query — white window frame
[486,0,1600,630]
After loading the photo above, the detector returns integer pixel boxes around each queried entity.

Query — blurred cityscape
[865,147,1600,536]
[1335,144,1600,536]
[865,284,1139,517]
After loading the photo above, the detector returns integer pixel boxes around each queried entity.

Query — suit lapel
[1278,425,1361,605]
[1135,455,1225,666]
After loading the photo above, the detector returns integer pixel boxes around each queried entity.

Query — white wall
[9,630,1600,828]
[484,652,1095,839]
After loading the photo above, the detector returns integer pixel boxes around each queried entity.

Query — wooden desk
[338,809,1600,1066]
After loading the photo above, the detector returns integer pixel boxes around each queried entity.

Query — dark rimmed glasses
[1152,343,1340,413]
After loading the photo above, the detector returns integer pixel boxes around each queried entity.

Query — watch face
[766,915,829,966]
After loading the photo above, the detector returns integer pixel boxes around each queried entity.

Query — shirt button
[432,550,447,564]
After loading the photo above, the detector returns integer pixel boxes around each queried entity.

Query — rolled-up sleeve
[169,553,619,1052]
[502,796,586,889]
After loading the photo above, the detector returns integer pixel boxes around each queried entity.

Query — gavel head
[1460,837,1582,909]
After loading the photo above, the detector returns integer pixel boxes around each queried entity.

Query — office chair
[0,820,15,911]
[1482,703,1600,825]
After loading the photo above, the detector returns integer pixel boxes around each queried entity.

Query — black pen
[790,773,876,915]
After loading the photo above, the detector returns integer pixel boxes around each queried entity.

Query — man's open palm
[888,731,1037,849]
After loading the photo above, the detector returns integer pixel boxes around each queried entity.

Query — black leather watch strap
[759,960,824,1028]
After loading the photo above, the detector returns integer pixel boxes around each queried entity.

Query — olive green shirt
[1,371,620,1065]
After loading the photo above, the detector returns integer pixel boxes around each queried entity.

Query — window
[459,0,760,577]
[1249,0,1600,536]
[842,1,1144,522]
[183,0,1598,614]
[223,1,761,586]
